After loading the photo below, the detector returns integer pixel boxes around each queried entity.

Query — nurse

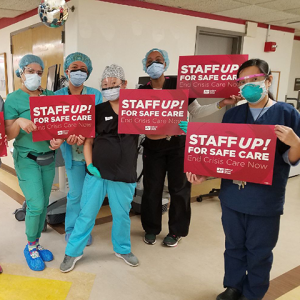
[55,52,102,244]
[139,48,239,247]
[4,54,63,271]
[60,64,139,272]
[186,59,300,300]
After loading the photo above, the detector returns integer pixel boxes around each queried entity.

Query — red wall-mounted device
[264,42,277,52]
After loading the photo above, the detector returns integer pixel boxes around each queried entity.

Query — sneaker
[216,288,241,300]
[0,265,2,274]
[60,254,83,273]
[65,232,92,246]
[115,252,139,267]
[143,233,156,245]
[24,245,45,271]
[37,245,54,262]
[163,234,182,247]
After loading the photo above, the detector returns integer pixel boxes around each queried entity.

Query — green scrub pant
[14,151,55,242]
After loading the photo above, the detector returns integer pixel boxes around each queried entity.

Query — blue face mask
[239,80,268,104]
[24,73,42,91]
[69,70,88,87]
[146,62,165,79]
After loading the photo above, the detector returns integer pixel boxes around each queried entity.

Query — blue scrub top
[54,86,103,169]
[219,102,300,216]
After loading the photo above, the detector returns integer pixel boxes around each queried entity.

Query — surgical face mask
[146,62,165,79]
[102,86,121,101]
[239,80,268,104]
[23,73,41,91]
[69,70,88,87]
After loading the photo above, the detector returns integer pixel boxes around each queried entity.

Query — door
[11,24,64,91]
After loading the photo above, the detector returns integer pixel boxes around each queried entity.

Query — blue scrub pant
[65,174,136,257]
[14,151,55,242]
[65,161,86,234]
[221,204,280,300]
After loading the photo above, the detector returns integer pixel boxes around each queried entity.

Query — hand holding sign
[177,55,248,98]
[17,118,37,134]
[30,95,95,142]
[186,172,208,185]
[118,89,189,135]
[184,123,277,185]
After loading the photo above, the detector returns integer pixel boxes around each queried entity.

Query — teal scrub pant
[14,151,55,242]
[65,161,86,234]
[66,174,136,257]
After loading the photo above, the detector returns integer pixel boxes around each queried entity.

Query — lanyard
[245,98,269,124]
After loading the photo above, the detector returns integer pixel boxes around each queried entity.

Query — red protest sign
[118,89,189,135]
[30,95,95,142]
[184,123,277,185]
[177,54,248,98]
[0,112,7,157]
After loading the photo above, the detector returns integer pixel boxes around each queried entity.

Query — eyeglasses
[24,67,43,77]
[237,73,266,87]
[146,59,165,68]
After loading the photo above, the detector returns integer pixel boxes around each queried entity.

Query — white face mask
[23,73,42,91]
[102,86,120,101]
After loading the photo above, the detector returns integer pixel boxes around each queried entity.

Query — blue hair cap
[64,52,93,79]
[16,54,44,78]
[142,48,169,72]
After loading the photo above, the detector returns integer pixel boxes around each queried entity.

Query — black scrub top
[92,101,138,183]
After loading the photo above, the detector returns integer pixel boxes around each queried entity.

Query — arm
[83,137,94,165]
[275,125,300,164]
[5,118,37,141]
[84,137,101,178]
[188,96,242,119]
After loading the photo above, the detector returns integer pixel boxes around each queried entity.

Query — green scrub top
[4,88,55,157]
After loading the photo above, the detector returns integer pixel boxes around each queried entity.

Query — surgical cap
[64,52,93,79]
[16,54,44,78]
[101,64,125,81]
[142,48,170,72]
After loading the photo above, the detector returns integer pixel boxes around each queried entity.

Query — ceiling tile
[259,0,300,11]
[234,0,272,4]
[140,0,195,9]
[215,5,298,23]
[0,0,40,11]
[285,8,300,16]
[0,8,26,18]
[183,0,248,14]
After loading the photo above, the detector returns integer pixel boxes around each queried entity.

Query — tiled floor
[0,170,300,299]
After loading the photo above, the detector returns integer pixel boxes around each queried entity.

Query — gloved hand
[179,121,188,134]
[87,163,101,178]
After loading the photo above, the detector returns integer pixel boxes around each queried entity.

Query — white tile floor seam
[0,175,300,299]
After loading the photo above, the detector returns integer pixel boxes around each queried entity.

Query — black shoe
[216,287,241,300]
[143,233,156,245]
[162,234,182,247]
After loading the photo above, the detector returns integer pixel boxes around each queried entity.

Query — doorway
[11,24,64,91]
[192,27,243,123]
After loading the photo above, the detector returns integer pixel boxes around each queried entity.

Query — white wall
[76,0,245,89]
[243,27,294,102]
[287,40,300,99]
